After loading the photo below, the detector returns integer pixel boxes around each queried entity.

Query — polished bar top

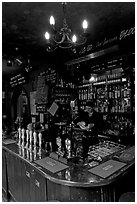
[3,139,135,188]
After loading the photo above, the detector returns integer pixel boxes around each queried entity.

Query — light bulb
[45,32,50,40]
[72,35,77,43]
[89,75,96,83]
[50,16,55,25]
[82,20,88,30]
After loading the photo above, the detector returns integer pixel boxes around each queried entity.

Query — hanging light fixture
[44,2,89,52]
[25,56,32,72]
[89,74,97,83]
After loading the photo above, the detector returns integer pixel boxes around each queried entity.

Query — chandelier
[45,2,89,52]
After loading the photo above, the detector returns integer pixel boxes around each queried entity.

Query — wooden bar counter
[2,138,135,202]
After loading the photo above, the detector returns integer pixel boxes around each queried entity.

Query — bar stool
[119,192,135,202]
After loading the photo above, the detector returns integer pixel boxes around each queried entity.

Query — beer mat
[119,146,135,162]
[34,157,68,173]
[88,159,126,178]
[2,139,16,145]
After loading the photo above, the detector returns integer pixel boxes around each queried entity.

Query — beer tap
[34,149,37,160]
[29,130,33,151]
[33,129,37,149]
[25,129,29,149]
[65,138,72,158]
[68,99,76,157]
[26,149,29,160]
[30,151,33,162]
[38,131,42,157]
[19,145,22,156]
[22,146,25,158]
[21,128,25,147]
[38,150,42,159]
[38,131,42,149]
[18,126,21,146]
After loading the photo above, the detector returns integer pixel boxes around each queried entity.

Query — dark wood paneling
[33,170,47,201]
[47,180,70,201]
[113,165,135,201]
[2,149,8,198]
[21,162,32,202]
[4,149,48,202]
[14,157,22,201]
[6,152,15,199]
[70,186,102,202]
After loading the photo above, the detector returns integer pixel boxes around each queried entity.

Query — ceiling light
[89,74,97,83]
[7,59,13,67]
[44,2,89,52]
[25,57,32,72]
[15,58,23,66]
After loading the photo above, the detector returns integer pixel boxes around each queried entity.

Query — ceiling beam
[65,45,119,65]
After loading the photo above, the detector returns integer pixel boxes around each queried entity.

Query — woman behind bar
[77,100,104,159]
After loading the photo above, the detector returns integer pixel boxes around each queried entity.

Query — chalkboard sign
[35,72,48,104]
[36,104,47,113]
[45,68,57,84]
[10,73,26,87]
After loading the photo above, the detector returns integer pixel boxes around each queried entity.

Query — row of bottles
[108,83,131,99]
[53,77,78,106]
[54,98,70,104]
[54,87,73,104]
[94,98,131,113]
[78,81,127,102]
[55,89,72,98]
[78,88,89,101]
[93,71,122,85]
[90,56,124,75]
[104,115,133,137]
[95,100,108,113]
[78,78,131,114]
[107,72,122,81]
[56,77,76,89]
[77,69,134,136]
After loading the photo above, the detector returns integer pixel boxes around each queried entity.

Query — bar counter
[2,138,135,202]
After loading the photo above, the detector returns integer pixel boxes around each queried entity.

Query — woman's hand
[87,123,94,130]
[77,121,87,130]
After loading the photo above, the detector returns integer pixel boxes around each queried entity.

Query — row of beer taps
[17,127,43,161]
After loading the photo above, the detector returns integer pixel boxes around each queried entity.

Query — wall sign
[35,72,48,105]
[10,73,26,87]
[78,26,135,55]
[30,91,38,115]
[36,104,47,113]
[45,68,57,84]
[119,27,135,40]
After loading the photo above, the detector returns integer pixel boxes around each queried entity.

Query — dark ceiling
[2,2,135,75]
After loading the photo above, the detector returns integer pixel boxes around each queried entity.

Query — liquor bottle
[115,86,118,99]
[56,136,62,154]
[123,84,127,98]
[78,89,81,100]
[117,85,121,98]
